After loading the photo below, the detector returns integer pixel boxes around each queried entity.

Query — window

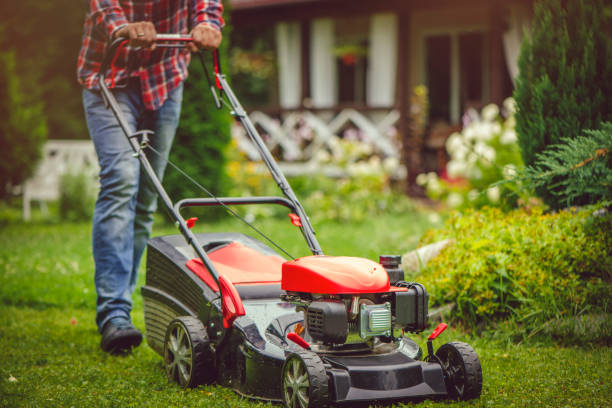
[425,35,451,122]
[424,30,490,124]
[334,16,369,105]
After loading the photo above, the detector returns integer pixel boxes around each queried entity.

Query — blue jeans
[82,80,183,332]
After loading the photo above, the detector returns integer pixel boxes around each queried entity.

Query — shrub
[417,205,611,345]
[417,99,525,209]
[519,122,612,208]
[59,170,96,221]
[514,0,612,207]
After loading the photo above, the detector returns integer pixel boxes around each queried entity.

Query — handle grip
[98,35,220,88]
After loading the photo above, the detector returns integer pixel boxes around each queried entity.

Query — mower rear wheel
[164,316,215,388]
[281,349,329,408]
[436,341,482,400]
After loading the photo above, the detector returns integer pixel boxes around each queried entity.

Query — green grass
[1,213,611,407]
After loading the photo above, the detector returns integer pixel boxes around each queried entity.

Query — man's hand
[114,22,157,50]
[189,24,222,52]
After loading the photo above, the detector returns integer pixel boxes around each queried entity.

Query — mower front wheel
[436,341,482,400]
[164,316,215,388]
[281,349,329,408]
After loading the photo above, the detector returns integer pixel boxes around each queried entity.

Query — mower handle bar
[99,35,214,84]
[174,196,297,214]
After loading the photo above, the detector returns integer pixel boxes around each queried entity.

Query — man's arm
[191,0,224,31]
[90,0,156,49]
[89,0,129,40]
[189,0,224,51]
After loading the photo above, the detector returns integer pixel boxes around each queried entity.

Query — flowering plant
[227,131,415,223]
[417,98,524,209]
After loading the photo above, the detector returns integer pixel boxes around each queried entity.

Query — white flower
[483,146,496,164]
[463,124,477,141]
[427,212,442,224]
[368,155,381,167]
[463,108,480,126]
[486,186,501,202]
[474,143,496,164]
[466,122,489,141]
[468,189,480,201]
[503,164,518,179]
[416,173,429,186]
[383,157,399,173]
[446,192,464,208]
[491,122,502,136]
[503,97,516,116]
[481,104,500,122]
[501,129,518,145]
[466,152,479,165]
[313,149,331,163]
[427,178,443,195]
[357,142,373,156]
[447,160,467,178]
[453,144,469,161]
[356,162,371,176]
[427,172,438,182]
[446,132,464,155]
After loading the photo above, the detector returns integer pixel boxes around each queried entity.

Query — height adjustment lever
[129,130,154,157]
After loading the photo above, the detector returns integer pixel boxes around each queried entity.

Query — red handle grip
[428,323,448,340]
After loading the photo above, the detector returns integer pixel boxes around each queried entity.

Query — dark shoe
[100,319,143,354]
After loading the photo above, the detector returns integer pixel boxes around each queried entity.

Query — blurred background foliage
[0,0,234,215]
[0,47,48,198]
[0,0,87,141]
[228,24,277,109]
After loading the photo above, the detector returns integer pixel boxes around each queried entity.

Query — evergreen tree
[521,122,611,208]
[514,0,611,208]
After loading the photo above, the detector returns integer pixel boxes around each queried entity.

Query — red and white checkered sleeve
[191,0,225,31]
[89,0,129,39]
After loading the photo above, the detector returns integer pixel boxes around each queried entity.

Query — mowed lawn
[0,214,610,407]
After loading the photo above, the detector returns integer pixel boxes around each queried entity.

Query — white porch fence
[232,108,403,176]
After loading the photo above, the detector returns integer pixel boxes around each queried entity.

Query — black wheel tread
[283,349,329,408]
[437,341,482,400]
[165,316,215,387]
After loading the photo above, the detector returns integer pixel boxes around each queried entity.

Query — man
[77,0,224,354]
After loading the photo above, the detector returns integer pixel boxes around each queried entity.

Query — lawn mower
[98,35,482,407]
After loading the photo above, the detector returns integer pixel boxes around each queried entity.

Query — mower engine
[281,255,428,345]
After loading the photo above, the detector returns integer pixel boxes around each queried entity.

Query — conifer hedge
[514,0,611,207]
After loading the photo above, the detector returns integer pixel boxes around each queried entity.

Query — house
[229,0,532,190]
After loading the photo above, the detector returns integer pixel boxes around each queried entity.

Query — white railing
[233,108,401,175]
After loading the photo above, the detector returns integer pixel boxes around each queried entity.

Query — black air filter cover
[394,282,428,333]
[307,300,348,344]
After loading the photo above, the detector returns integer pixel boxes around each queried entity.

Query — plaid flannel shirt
[77,0,224,110]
